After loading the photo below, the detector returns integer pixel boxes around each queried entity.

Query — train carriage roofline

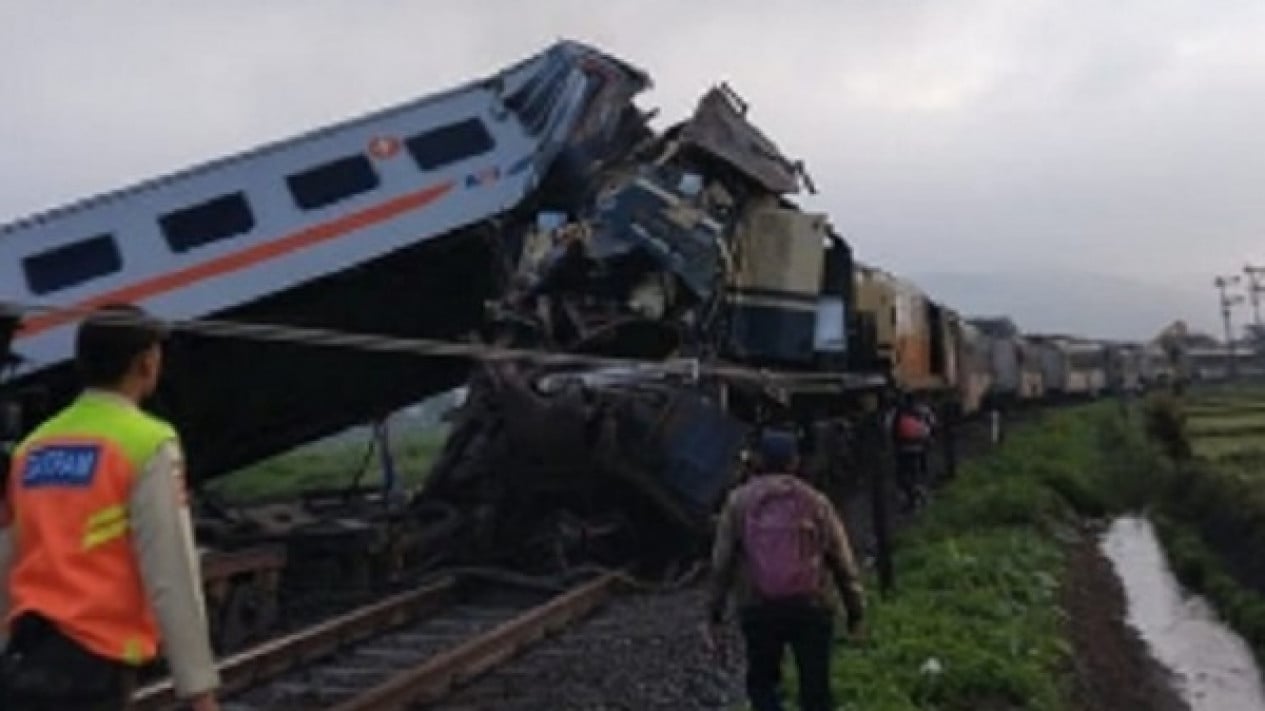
[0,40,649,237]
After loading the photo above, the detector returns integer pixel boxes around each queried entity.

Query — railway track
[132,572,619,711]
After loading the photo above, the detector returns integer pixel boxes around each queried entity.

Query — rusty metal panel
[680,88,800,194]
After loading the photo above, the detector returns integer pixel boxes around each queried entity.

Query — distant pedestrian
[886,393,935,511]
[706,429,866,711]
[0,304,221,711]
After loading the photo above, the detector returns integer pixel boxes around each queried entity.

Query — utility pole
[1245,265,1265,328]
[1215,274,1245,379]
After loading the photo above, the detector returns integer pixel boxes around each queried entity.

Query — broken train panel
[0,40,655,652]
[416,86,883,573]
[0,40,652,483]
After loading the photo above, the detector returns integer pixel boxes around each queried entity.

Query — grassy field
[204,423,449,502]
[1182,386,1265,460]
[1138,385,1265,662]
[827,405,1146,710]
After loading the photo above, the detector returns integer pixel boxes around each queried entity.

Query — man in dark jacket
[706,429,865,711]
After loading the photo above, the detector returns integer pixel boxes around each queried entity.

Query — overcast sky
[3,0,1262,338]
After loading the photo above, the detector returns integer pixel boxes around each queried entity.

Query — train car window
[22,234,122,295]
[287,155,380,210]
[405,119,496,171]
[159,192,255,253]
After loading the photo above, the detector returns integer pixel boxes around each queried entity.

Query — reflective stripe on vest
[6,391,176,665]
[83,503,130,550]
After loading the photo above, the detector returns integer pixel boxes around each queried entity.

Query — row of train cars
[853,264,1175,417]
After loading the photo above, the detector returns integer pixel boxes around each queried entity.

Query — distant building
[1153,319,1262,381]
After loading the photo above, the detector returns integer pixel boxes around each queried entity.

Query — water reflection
[1102,516,1265,711]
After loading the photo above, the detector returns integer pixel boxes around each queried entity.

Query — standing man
[0,304,220,710]
[707,429,866,711]
[886,393,935,512]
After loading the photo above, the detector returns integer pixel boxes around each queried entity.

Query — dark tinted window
[287,155,380,210]
[159,192,255,252]
[23,234,122,295]
[405,119,495,171]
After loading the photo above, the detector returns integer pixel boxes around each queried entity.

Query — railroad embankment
[830,406,1191,710]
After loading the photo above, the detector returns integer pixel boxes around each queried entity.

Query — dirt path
[1062,529,1191,711]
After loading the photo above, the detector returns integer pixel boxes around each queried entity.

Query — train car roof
[0,40,650,237]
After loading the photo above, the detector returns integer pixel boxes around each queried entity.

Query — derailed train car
[0,38,1163,649]
[0,44,871,563]
[419,86,889,569]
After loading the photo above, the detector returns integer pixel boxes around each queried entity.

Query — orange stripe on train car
[17,181,456,339]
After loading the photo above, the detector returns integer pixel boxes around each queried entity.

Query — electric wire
[1,300,888,393]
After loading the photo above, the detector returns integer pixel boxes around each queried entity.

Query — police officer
[0,304,220,710]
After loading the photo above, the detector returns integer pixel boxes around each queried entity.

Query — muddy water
[1102,516,1265,711]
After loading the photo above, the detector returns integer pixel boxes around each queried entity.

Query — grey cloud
[2,0,1262,337]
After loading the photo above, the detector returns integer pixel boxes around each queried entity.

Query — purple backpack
[742,478,822,600]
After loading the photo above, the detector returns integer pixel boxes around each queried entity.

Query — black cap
[758,429,798,472]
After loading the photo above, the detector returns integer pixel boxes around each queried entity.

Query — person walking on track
[706,429,866,711]
[0,304,220,711]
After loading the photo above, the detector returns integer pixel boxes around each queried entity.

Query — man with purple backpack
[706,429,866,711]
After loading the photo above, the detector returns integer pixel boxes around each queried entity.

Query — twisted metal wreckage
[1,42,888,648]
[419,84,880,575]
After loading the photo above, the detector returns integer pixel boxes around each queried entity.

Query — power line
[0,300,887,395]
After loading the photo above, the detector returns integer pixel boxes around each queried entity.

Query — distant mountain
[909,271,1221,343]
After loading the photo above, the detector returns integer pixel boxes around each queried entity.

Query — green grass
[1151,514,1265,661]
[1186,412,1265,430]
[1187,382,1265,405]
[1182,394,1265,459]
[827,407,1126,710]
[1186,403,1265,418]
[204,425,449,502]
[1135,388,1265,664]
[1193,437,1265,460]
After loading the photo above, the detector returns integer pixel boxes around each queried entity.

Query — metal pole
[1215,275,1243,380]
[940,401,958,481]
[374,419,399,501]
[1245,266,1265,327]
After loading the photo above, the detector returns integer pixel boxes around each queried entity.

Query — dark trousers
[739,602,834,711]
[895,449,927,509]
[1,614,136,711]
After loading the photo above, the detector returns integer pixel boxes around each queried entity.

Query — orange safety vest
[5,391,178,665]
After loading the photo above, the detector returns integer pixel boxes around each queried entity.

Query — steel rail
[131,575,458,711]
[328,572,620,711]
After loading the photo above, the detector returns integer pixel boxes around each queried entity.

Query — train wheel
[215,577,279,653]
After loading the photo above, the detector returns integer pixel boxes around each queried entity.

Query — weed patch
[1130,388,1265,666]
[206,425,448,502]
[829,408,1114,710]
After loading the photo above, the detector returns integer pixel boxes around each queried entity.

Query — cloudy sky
[2,0,1262,338]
